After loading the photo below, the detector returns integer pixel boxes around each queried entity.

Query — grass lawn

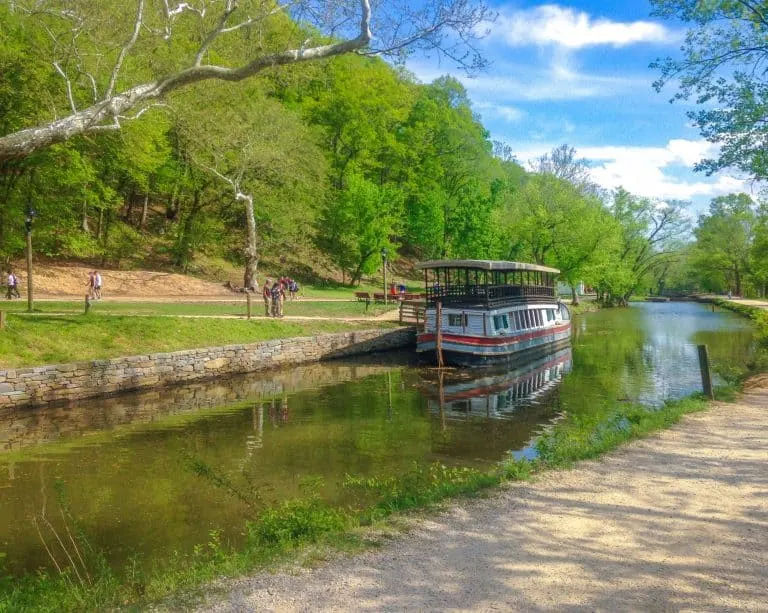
[0,314,395,369]
[0,299,398,318]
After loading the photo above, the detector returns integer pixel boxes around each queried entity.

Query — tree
[317,174,403,285]
[176,82,326,288]
[530,144,599,195]
[604,187,689,305]
[692,193,756,295]
[497,171,616,304]
[0,0,492,162]
[651,0,768,178]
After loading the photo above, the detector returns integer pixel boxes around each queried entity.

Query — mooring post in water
[436,299,444,369]
[697,344,714,399]
[246,291,252,320]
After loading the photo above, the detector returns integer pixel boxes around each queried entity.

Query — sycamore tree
[0,0,492,162]
[176,81,326,288]
[651,0,768,178]
[603,187,689,306]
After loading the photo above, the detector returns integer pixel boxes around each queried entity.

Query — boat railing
[426,284,555,306]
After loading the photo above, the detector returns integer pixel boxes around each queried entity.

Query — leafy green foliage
[246,499,347,548]
[651,0,768,179]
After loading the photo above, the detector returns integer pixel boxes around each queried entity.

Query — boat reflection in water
[419,345,572,421]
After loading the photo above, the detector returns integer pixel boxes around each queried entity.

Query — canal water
[0,302,754,576]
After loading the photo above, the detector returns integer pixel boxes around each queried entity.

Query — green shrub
[246,498,347,548]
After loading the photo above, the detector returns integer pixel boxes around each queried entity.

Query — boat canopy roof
[417,259,560,275]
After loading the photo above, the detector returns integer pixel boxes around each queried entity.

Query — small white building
[557,281,584,296]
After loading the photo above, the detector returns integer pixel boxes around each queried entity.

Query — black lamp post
[381,247,388,305]
[25,207,36,313]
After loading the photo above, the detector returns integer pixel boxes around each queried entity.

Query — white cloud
[510,139,750,202]
[493,5,677,49]
[409,60,645,102]
[474,101,525,123]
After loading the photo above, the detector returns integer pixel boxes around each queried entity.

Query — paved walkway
[191,392,768,612]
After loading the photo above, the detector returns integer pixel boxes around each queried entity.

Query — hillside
[15,264,233,298]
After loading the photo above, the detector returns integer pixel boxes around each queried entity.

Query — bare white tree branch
[52,62,77,113]
[0,0,492,162]
[106,0,145,98]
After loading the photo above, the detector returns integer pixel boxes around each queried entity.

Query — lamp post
[381,247,388,305]
[25,207,36,313]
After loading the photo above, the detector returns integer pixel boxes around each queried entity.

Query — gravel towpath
[192,391,768,612]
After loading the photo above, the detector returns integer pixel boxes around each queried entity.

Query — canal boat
[416,259,571,367]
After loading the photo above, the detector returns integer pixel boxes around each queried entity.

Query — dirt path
[191,392,768,612]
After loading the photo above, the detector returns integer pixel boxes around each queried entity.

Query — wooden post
[697,344,714,400]
[246,291,252,320]
[436,299,444,368]
[0,310,6,330]
[26,229,33,313]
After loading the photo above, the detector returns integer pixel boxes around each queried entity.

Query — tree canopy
[652,0,768,178]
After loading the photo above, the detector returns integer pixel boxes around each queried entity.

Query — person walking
[262,278,272,316]
[94,270,103,299]
[270,280,284,318]
[6,270,20,299]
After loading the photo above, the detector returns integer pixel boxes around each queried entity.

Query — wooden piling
[697,344,714,400]
[436,299,444,369]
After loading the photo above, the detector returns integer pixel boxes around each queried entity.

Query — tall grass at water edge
[0,388,723,612]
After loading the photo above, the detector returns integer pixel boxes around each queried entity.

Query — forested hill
[0,2,690,305]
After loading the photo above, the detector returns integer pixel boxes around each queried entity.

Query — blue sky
[408,0,750,210]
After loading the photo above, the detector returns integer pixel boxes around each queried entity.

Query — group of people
[261,277,300,318]
[5,270,20,299]
[87,270,103,299]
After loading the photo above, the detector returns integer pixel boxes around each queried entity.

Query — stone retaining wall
[0,328,415,409]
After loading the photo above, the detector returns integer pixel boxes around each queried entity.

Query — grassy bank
[712,298,768,372]
[0,391,719,612]
[0,314,395,369]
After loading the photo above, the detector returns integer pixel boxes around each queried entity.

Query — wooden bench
[399,300,426,326]
[354,291,372,308]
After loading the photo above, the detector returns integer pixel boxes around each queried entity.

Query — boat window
[493,314,509,330]
[447,313,468,327]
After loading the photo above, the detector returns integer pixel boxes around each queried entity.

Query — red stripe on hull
[417,323,571,347]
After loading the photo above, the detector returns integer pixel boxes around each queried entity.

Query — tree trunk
[140,192,149,229]
[570,284,580,306]
[242,192,258,291]
[81,192,89,232]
